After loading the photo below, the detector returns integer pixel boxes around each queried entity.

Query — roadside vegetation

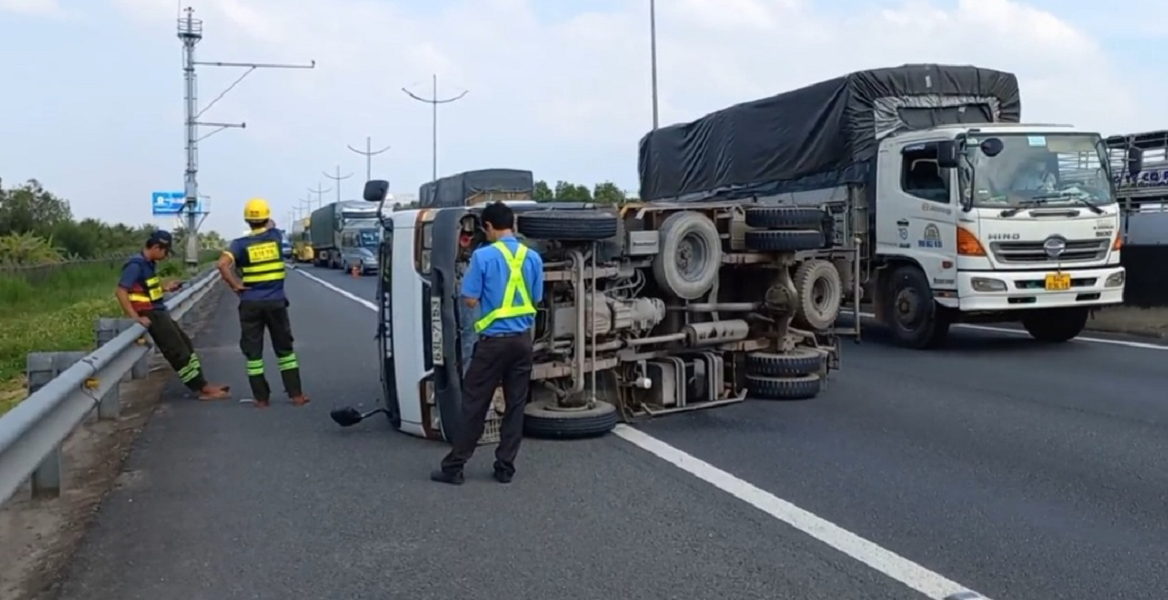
[0,178,223,414]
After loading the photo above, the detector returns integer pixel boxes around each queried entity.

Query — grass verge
[0,255,216,415]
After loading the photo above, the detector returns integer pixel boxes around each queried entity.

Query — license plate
[1044,273,1071,291]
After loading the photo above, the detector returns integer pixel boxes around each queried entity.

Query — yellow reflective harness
[473,241,536,333]
[240,231,286,285]
[127,275,163,305]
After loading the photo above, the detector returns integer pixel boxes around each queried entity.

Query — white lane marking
[295,268,378,311]
[613,425,989,600]
[845,310,1167,352]
[296,266,989,599]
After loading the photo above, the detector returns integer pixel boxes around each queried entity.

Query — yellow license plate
[1044,273,1071,291]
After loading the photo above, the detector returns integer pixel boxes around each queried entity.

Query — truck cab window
[901,149,949,203]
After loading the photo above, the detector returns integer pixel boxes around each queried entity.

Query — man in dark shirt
[217,198,309,408]
[115,230,231,400]
[432,201,543,485]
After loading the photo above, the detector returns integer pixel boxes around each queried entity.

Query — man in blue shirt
[432,201,543,485]
[115,230,231,400]
[217,198,309,409]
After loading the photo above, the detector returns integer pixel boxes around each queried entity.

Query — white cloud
[99,0,1164,229]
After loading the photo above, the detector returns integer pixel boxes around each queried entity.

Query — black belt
[480,331,529,339]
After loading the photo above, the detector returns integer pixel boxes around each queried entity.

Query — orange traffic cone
[351,264,360,278]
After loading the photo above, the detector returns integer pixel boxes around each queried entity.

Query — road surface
[52,265,1168,600]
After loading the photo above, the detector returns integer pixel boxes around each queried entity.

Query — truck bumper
[956,266,1125,312]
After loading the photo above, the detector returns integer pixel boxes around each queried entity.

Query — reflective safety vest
[474,241,536,333]
[240,231,286,286]
[127,273,163,310]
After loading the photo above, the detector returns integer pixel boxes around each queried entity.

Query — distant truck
[1106,130,1168,245]
[309,200,381,269]
[290,217,314,263]
[641,63,1133,348]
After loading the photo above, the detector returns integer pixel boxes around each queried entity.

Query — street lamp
[650,0,659,130]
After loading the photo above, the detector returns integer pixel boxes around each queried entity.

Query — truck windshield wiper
[1028,191,1104,214]
[999,198,1048,217]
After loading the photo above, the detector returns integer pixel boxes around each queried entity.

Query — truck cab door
[895,142,959,289]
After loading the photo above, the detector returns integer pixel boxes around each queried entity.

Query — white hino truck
[638,63,1135,349]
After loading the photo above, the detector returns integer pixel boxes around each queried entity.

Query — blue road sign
[152,191,186,215]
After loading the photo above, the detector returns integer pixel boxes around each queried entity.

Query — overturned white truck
[328,167,848,441]
[642,64,1130,348]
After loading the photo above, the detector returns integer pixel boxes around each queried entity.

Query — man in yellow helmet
[217,198,310,408]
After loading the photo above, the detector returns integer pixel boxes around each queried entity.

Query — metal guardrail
[0,267,223,505]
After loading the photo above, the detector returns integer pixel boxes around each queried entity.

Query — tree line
[390,179,633,211]
[0,178,224,266]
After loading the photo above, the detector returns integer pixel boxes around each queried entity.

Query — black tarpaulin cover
[418,169,534,208]
[637,64,1021,201]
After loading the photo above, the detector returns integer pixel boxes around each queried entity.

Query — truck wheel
[517,211,618,240]
[1021,308,1089,343]
[793,259,842,330]
[883,265,950,349]
[745,207,825,230]
[746,349,823,377]
[652,211,722,300]
[747,374,821,400]
[523,398,619,439]
[744,230,824,252]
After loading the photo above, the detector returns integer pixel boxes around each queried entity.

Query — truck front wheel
[1021,308,1089,343]
[883,265,950,349]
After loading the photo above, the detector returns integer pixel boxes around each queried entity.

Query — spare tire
[518,210,618,241]
[792,259,842,331]
[744,229,824,252]
[523,399,619,439]
[745,207,825,230]
[652,211,722,300]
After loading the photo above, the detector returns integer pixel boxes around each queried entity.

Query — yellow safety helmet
[243,198,271,221]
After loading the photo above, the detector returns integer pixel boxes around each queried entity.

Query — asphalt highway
[53,264,1167,600]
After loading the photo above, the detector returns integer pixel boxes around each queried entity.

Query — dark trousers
[440,333,534,475]
[238,299,303,401]
[142,310,207,392]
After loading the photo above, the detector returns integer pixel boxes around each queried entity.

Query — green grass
[0,253,219,415]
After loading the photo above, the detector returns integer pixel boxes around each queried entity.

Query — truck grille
[990,239,1108,264]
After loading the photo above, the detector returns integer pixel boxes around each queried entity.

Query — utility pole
[346,136,391,183]
[322,165,353,204]
[649,0,659,130]
[307,182,332,208]
[177,6,314,270]
[402,74,468,182]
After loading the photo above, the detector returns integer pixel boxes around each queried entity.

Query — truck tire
[1021,307,1089,343]
[523,398,619,439]
[652,211,722,300]
[883,265,950,349]
[517,211,618,241]
[744,230,824,252]
[746,349,823,377]
[793,259,843,331]
[745,207,825,230]
[747,373,821,400]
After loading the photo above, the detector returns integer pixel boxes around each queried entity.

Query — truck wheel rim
[894,288,924,330]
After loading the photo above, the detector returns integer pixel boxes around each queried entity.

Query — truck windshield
[358,229,380,248]
[968,133,1115,208]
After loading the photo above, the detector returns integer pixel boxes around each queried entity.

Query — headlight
[970,277,1007,292]
[1104,271,1125,287]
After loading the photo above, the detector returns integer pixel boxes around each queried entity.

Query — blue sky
[0,0,1163,237]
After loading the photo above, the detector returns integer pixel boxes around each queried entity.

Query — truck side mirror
[1127,147,1143,179]
[363,180,390,202]
[935,141,959,168]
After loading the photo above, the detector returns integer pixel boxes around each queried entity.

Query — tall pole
[323,165,352,203]
[307,182,331,208]
[650,0,659,130]
[346,136,391,183]
[176,6,314,270]
[402,74,468,182]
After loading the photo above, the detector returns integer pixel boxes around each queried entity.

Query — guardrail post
[24,350,87,498]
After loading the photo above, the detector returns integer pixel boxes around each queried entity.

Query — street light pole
[402,74,468,182]
[650,0,659,130]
